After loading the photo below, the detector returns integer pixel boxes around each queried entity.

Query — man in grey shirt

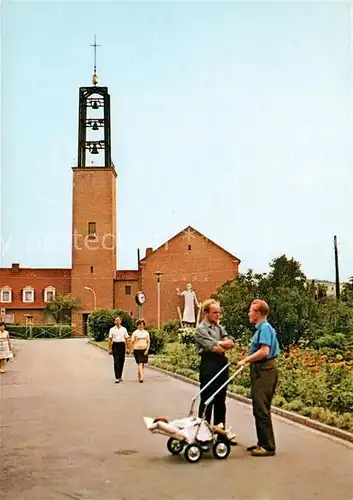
[196,299,235,426]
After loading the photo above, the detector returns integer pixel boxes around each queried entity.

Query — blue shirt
[249,320,280,359]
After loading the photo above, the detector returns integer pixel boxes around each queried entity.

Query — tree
[215,270,264,340]
[45,294,82,324]
[341,277,353,303]
[216,255,319,349]
[88,309,134,341]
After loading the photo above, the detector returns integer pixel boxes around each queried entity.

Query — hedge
[6,325,72,339]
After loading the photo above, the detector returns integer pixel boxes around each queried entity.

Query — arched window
[22,286,35,303]
[0,286,12,303]
[44,286,56,302]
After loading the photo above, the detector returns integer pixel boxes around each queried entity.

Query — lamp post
[154,271,163,329]
[84,286,97,311]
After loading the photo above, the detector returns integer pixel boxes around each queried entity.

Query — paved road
[1,339,353,500]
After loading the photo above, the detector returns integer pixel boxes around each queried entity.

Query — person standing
[195,299,235,428]
[238,299,280,457]
[130,319,150,383]
[0,322,12,374]
[108,316,129,384]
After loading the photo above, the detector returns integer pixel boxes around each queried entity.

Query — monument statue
[176,283,200,326]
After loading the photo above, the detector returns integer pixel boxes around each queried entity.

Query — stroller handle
[202,366,244,414]
[188,362,230,416]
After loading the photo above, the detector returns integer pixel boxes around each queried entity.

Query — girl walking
[131,319,150,383]
[0,322,12,373]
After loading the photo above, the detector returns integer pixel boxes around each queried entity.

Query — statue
[176,283,200,326]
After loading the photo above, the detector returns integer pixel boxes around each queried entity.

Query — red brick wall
[71,167,117,333]
[5,309,47,325]
[0,265,71,324]
[114,280,140,317]
[139,229,239,326]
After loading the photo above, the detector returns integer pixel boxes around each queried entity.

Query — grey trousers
[250,359,278,451]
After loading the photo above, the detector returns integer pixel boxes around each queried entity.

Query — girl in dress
[0,322,12,373]
[130,319,150,383]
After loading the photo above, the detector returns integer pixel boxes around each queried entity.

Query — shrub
[282,399,305,412]
[160,342,200,371]
[147,328,165,355]
[88,309,134,342]
[7,325,72,339]
[161,320,180,343]
[312,334,347,350]
[230,384,251,398]
[6,325,28,338]
[177,327,196,346]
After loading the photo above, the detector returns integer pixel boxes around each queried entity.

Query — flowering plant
[177,327,196,346]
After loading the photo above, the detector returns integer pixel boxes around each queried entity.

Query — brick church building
[0,68,240,335]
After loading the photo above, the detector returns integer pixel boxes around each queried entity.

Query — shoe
[119,378,123,382]
[139,380,144,383]
[0,369,5,373]
[251,446,276,457]
[247,444,259,451]
[115,379,120,384]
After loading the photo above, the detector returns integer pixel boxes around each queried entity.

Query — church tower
[71,37,117,335]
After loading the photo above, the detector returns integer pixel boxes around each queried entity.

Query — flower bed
[150,343,353,433]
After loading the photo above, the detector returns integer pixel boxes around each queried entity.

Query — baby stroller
[144,365,244,463]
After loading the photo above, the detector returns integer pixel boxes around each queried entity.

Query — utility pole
[334,235,340,300]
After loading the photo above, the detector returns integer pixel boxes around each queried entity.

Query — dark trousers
[198,355,228,426]
[112,342,126,379]
[250,359,278,451]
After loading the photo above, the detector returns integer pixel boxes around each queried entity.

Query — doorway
[82,313,89,337]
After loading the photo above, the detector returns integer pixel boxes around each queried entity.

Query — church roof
[140,225,241,264]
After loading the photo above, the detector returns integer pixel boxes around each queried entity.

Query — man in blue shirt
[238,299,279,456]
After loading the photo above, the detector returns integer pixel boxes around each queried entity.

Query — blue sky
[0,1,351,281]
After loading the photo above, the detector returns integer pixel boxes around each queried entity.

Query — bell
[92,121,99,131]
[91,145,99,155]
[92,101,99,109]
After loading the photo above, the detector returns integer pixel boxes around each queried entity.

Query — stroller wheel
[166,438,183,455]
[184,444,203,463]
[212,441,231,460]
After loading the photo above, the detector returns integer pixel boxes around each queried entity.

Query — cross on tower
[90,35,101,85]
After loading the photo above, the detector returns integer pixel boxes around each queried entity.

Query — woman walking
[0,322,12,373]
[130,319,150,383]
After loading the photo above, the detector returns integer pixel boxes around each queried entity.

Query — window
[125,285,132,295]
[88,222,97,235]
[22,287,35,303]
[44,286,56,303]
[0,287,12,303]
[188,244,192,251]
[90,266,94,274]
[4,313,14,324]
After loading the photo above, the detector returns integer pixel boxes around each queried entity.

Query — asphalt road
[1,339,352,500]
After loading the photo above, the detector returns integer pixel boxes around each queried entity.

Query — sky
[0,1,352,281]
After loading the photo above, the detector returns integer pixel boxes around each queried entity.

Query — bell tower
[77,36,112,168]
[71,36,117,335]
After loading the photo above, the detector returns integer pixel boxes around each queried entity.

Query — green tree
[88,308,134,341]
[341,277,353,303]
[45,294,82,324]
[215,270,264,340]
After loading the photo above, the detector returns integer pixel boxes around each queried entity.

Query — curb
[147,364,353,445]
[87,340,156,359]
[88,340,353,444]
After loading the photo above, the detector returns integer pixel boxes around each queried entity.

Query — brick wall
[139,228,239,326]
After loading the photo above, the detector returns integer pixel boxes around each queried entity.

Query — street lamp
[84,286,97,311]
[154,271,163,329]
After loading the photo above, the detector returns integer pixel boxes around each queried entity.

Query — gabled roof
[115,270,139,281]
[140,225,241,264]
